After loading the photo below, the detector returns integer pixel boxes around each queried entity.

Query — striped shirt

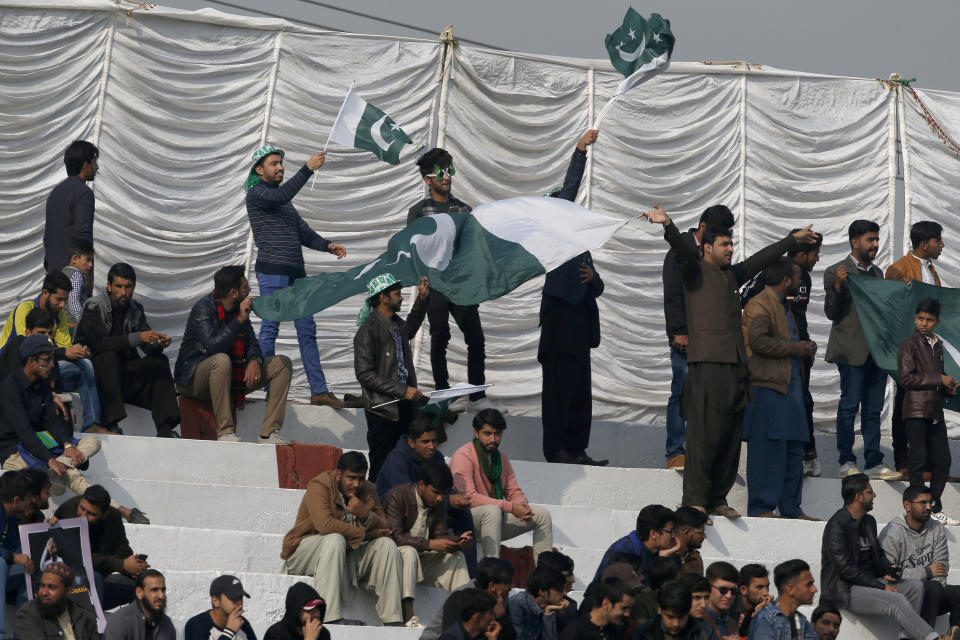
[245,164,331,278]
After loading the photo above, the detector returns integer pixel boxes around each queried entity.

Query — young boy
[62,239,94,329]
[898,297,959,525]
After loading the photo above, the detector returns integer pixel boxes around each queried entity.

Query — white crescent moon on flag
[616,33,645,62]
[370,115,393,151]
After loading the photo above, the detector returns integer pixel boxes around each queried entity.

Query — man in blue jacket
[175,265,293,444]
[748,559,819,640]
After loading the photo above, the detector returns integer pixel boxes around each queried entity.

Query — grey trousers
[470,503,553,562]
[848,580,937,640]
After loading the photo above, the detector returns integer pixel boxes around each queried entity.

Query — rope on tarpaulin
[880,72,960,158]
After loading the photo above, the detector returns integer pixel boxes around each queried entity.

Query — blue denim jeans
[256,273,328,395]
[58,358,100,431]
[665,347,687,459]
[836,357,887,469]
[0,556,25,639]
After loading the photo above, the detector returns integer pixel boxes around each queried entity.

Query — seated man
[55,485,148,611]
[104,569,175,640]
[0,472,35,639]
[675,574,712,624]
[673,507,708,576]
[184,575,257,640]
[704,561,739,640]
[281,451,404,626]
[561,577,634,640]
[16,562,98,640]
[450,409,553,562]
[0,335,146,523]
[20,467,53,524]
[630,581,715,640]
[75,262,180,437]
[175,265,293,444]
[881,485,960,628]
[385,459,472,625]
[264,582,331,640]
[579,562,645,628]
[0,271,101,433]
[424,557,516,640]
[595,505,678,582]
[821,473,956,640]
[440,588,501,640]
[508,566,568,640]
[63,239,95,330]
[748,559,819,640]
[537,551,579,635]
[634,557,682,625]
[810,605,841,640]
[0,308,58,381]
[735,564,772,639]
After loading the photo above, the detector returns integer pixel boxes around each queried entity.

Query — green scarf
[473,437,503,500]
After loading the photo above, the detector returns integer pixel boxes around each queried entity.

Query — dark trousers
[448,507,478,577]
[906,418,951,512]
[94,571,136,610]
[802,357,817,460]
[836,358,886,469]
[681,362,748,509]
[665,347,687,459]
[893,382,909,470]
[921,580,960,627]
[427,294,485,400]
[91,351,180,433]
[364,401,414,482]
[541,353,592,459]
[746,436,804,518]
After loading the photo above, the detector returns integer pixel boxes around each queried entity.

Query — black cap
[19,334,56,359]
[210,575,250,600]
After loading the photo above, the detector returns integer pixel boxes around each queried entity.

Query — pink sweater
[449,442,528,513]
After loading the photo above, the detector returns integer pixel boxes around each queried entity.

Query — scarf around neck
[473,437,503,499]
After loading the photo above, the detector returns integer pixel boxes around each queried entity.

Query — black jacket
[662,229,699,344]
[560,616,627,640]
[820,507,895,607]
[264,582,331,640]
[16,598,99,640]
[75,291,163,359]
[174,294,262,387]
[55,495,133,576]
[630,617,715,640]
[104,600,176,640]
[44,175,94,272]
[0,369,72,462]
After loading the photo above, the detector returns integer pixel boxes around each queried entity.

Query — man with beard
[0,271,101,434]
[440,588,502,640]
[264,583,330,640]
[561,578,635,640]
[0,472,36,638]
[735,565,772,639]
[881,485,960,628]
[104,569,175,639]
[672,507,707,576]
[748,560,819,640]
[20,467,53,524]
[450,409,553,563]
[425,558,516,640]
[175,265,293,444]
[824,221,900,480]
[820,474,958,640]
[281,451,404,626]
[76,263,180,438]
[16,562,98,640]
[742,258,818,519]
[630,581,715,640]
[185,575,258,640]
[809,606,841,640]
[354,273,430,482]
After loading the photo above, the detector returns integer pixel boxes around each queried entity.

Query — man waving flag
[328,86,413,164]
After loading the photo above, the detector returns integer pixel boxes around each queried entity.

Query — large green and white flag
[328,87,413,164]
[605,9,675,96]
[252,197,628,322]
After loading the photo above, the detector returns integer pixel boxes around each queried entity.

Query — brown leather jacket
[886,253,942,285]
[281,471,388,559]
[742,286,796,394]
[897,331,946,423]
[384,482,455,552]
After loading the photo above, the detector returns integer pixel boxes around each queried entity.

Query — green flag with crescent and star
[604,9,675,95]
[328,87,413,164]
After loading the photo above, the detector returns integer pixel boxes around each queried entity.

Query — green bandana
[244,143,284,191]
[473,437,503,500]
[357,273,400,326]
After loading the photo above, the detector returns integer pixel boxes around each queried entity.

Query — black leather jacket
[353,296,428,421]
[173,294,261,387]
[820,507,895,607]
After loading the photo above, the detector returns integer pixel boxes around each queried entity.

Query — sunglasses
[427,164,456,181]
[711,585,736,596]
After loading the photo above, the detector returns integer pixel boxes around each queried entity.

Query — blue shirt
[747,601,817,640]
[593,530,653,582]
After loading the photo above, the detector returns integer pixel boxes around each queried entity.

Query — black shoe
[327,618,366,626]
[127,508,150,525]
[546,450,579,464]
[342,393,365,409]
[442,409,459,425]
[156,428,181,438]
[577,454,609,467]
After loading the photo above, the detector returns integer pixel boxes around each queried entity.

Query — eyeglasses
[911,500,933,506]
[711,585,735,596]
[427,164,456,181]
[660,527,674,535]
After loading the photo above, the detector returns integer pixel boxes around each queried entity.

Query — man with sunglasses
[407,149,498,414]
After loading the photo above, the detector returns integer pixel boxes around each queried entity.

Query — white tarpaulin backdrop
[1,1,957,431]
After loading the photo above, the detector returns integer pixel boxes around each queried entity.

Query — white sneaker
[865,465,904,481]
[448,396,469,413]
[838,462,861,478]
[465,397,509,414]
[404,616,425,629]
[932,511,960,526]
[217,433,243,443]
[259,431,289,445]
[803,458,822,478]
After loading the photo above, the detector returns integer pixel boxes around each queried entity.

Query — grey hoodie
[879,515,948,584]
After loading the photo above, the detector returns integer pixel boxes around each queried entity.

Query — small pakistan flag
[328,87,413,164]
[605,9,675,95]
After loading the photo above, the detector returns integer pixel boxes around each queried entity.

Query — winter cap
[20,334,56,359]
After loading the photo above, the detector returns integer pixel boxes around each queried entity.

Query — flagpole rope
[91,18,116,149]
[736,74,747,263]
[885,87,900,258]
[585,68,595,210]
[897,84,915,245]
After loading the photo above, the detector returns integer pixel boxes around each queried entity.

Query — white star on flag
[628,28,636,39]
[653,33,662,43]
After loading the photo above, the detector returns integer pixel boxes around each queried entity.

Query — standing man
[662,205,736,471]
[539,130,606,466]
[741,258,818,519]
[407,148,497,414]
[643,206,816,519]
[175,265,294,444]
[824,220,901,480]
[44,140,98,273]
[886,221,945,476]
[104,569,176,640]
[747,559,819,640]
[76,263,180,438]
[244,144,348,409]
[354,273,430,482]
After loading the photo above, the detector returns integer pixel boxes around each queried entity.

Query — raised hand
[641,206,671,226]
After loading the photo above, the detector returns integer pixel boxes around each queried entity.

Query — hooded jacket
[264,582,331,640]
[879,515,948,584]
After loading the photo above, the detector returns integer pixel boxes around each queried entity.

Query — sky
[156,0,959,92]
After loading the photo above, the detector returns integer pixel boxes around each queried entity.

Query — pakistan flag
[328,87,413,164]
[605,9,675,95]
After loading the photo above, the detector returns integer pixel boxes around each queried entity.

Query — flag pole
[312,81,356,190]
